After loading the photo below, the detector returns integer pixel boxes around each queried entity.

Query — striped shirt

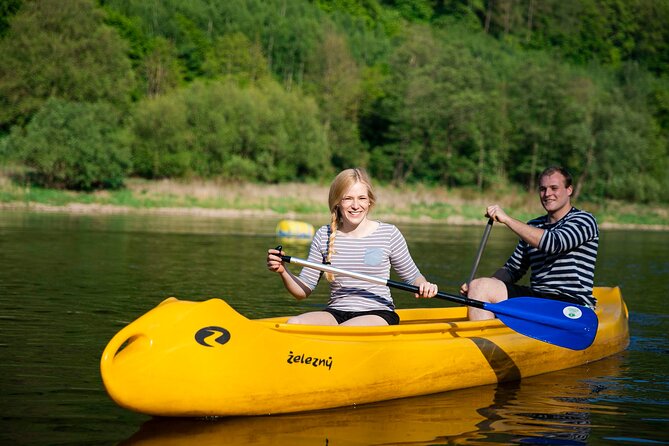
[502,207,599,307]
[298,222,422,312]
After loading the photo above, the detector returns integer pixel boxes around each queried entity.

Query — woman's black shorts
[323,308,400,325]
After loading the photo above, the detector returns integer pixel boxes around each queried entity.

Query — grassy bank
[1,175,667,230]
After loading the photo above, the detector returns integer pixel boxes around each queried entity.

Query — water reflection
[120,356,625,446]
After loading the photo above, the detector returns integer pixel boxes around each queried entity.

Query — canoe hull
[100,287,629,416]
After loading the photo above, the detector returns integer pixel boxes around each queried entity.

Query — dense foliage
[0,0,667,203]
[6,98,130,189]
[129,79,329,181]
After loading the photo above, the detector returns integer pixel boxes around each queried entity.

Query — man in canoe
[461,166,599,320]
[267,167,438,326]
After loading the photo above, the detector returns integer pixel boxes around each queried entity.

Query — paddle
[278,252,598,351]
[467,218,494,286]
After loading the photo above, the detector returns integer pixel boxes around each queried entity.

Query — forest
[0,0,668,203]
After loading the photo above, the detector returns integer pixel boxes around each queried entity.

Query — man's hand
[486,204,509,224]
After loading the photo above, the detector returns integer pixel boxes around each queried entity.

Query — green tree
[315,0,384,28]
[304,28,366,170]
[368,25,502,187]
[587,89,668,203]
[173,12,210,80]
[128,93,191,178]
[557,75,600,201]
[202,32,269,82]
[0,0,21,37]
[383,0,434,22]
[629,0,669,75]
[506,59,571,190]
[102,6,183,98]
[129,78,329,182]
[143,37,184,97]
[103,0,327,89]
[443,0,669,75]
[6,98,130,190]
[0,0,135,129]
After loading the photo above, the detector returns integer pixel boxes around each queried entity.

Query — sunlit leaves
[0,0,135,129]
[128,79,328,182]
[6,98,130,190]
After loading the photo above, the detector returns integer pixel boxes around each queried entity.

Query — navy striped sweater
[503,207,599,307]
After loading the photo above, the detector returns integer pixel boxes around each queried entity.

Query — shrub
[128,78,329,182]
[6,98,131,190]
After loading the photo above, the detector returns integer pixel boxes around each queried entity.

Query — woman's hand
[415,279,438,299]
[267,248,286,274]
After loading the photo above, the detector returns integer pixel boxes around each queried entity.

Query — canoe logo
[563,306,583,320]
[195,326,231,347]
[287,351,333,371]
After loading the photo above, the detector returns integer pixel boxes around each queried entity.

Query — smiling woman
[266,168,439,326]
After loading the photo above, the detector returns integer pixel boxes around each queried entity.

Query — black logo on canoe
[195,326,231,347]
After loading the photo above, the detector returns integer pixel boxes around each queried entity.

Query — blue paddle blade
[484,297,599,351]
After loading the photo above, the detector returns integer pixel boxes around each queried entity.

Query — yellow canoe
[100,287,629,417]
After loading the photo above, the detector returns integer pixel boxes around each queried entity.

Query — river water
[0,211,667,445]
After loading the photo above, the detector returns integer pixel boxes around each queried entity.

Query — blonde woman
[267,168,438,326]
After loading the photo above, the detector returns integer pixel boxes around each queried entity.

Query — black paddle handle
[467,218,494,285]
[386,279,484,309]
[276,245,485,309]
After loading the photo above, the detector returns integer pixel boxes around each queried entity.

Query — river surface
[0,211,667,445]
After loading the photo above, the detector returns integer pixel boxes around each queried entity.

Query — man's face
[539,173,572,215]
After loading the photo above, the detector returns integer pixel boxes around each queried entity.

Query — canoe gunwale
[257,317,506,338]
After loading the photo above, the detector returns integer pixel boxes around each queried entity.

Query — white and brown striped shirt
[298,222,422,311]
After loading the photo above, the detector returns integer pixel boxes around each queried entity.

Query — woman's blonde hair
[324,168,376,281]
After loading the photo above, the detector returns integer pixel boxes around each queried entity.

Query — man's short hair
[539,166,572,188]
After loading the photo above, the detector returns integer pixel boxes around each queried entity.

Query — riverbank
[1,176,667,230]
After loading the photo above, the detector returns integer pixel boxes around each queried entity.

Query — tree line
[0,0,667,203]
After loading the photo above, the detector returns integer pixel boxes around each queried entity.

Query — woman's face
[338,181,370,230]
